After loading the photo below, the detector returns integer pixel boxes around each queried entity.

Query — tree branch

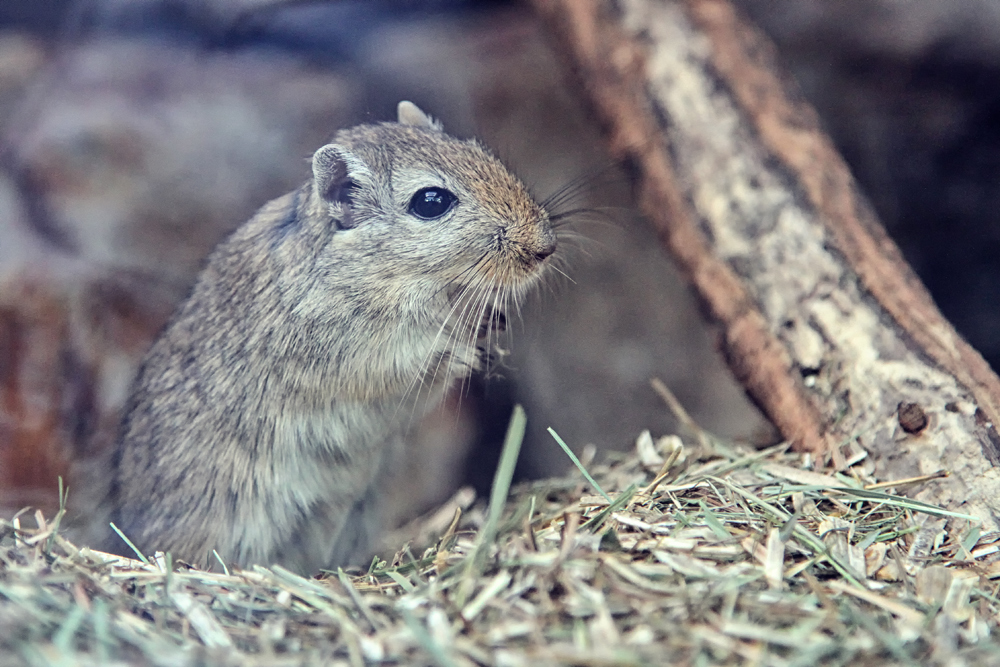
[531,0,1000,528]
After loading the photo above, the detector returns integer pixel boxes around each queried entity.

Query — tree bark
[530,0,1000,530]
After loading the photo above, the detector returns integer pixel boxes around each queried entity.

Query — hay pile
[3,392,1000,666]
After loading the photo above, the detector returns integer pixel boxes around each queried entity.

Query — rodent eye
[408,187,457,220]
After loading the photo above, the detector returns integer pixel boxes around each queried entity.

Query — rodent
[106,101,556,573]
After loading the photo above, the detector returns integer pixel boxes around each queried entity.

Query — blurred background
[0,0,997,538]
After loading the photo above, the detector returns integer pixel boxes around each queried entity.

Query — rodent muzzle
[533,237,557,261]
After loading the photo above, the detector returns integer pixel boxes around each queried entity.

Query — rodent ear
[397,101,443,132]
[313,144,348,196]
[312,144,362,228]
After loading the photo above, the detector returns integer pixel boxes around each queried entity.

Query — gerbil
[107,102,555,573]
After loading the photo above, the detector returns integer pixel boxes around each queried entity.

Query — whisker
[433,251,491,298]
[540,161,623,211]
[546,263,575,284]
[454,277,492,397]
[553,233,596,259]
[484,279,505,379]
[511,282,523,322]
[549,207,627,230]
[394,261,491,417]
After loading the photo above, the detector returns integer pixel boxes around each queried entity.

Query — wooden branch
[531,0,1000,528]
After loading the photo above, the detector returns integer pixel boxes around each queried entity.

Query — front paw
[476,307,506,340]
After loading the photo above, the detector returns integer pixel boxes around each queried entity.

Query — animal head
[308,102,556,300]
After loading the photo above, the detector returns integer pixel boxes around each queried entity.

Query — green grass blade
[484,405,527,554]
[548,427,611,503]
[109,522,150,565]
[828,487,980,522]
[458,405,526,604]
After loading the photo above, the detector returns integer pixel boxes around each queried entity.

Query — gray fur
[108,103,555,573]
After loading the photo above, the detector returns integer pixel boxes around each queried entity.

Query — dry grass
[4,389,1000,666]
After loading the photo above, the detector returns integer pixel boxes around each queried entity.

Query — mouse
[106,101,556,573]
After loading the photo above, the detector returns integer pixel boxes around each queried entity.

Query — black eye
[408,187,457,220]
